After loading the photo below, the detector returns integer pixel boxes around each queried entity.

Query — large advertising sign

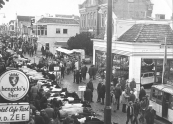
[0,70,29,101]
[0,103,30,122]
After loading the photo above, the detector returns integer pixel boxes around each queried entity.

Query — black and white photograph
[0,0,172,124]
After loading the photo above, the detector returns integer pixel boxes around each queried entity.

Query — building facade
[93,19,173,94]
[79,0,153,36]
[17,15,34,36]
[36,17,79,53]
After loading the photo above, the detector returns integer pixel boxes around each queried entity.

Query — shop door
[162,92,170,118]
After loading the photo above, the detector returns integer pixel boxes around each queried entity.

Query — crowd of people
[0,35,156,124]
[94,74,155,124]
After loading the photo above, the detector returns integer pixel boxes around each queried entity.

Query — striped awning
[162,87,173,95]
[152,84,173,95]
[95,46,132,56]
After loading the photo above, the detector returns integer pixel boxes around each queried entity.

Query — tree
[0,0,9,8]
[67,32,94,55]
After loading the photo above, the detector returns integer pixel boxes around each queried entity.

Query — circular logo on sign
[0,70,29,101]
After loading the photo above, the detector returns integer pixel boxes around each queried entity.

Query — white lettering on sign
[0,103,30,122]
[78,86,86,91]
[54,67,59,71]
[0,70,29,101]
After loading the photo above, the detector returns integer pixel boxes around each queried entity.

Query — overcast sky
[0,0,172,24]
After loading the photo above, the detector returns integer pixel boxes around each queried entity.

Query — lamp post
[104,0,112,124]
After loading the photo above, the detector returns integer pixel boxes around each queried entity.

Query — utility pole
[162,37,167,84]
[104,0,112,124]
[172,0,173,29]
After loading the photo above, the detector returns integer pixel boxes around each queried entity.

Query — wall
[47,24,79,38]
[37,24,79,54]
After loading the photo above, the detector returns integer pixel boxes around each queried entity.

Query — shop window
[149,73,154,77]
[152,89,158,99]
[37,25,47,36]
[157,90,163,100]
[143,73,148,78]
[63,29,68,34]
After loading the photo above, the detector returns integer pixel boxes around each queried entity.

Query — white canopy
[56,47,73,55]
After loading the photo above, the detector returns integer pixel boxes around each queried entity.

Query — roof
[152,84,173,95]
[37,18,79,25]
[55,14,79,20]
[118,24,173,44]
[17,16,34,22]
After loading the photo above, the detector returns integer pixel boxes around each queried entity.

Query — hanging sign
[0,70,29,101]
[78,86,86,91]
[54,66,59,71]
[0,103,30,122]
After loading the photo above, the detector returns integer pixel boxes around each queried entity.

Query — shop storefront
[93,23,173,91]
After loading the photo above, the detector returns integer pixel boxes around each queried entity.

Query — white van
[141,72,158,85]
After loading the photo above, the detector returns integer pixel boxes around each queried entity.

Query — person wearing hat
[145,105,155,124]
[40,109,50,124]
[30,83,38,101]
[133,99,140,124]
[35,110,46,124]
[97,79,103,103]
[139,86,146,101]
[126,101,134,124]
[129,91,136,103]
[121,89,129,113]
[87,79,94,102]
[45,103,55,119]
[100,81,106,105]
[114,83,122,110]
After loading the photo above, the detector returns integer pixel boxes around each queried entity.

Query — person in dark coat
[126,101,134,124]
[87,79,94,102]
[121,77,126,91]
[61,65,65,79]
[40,93,48,109]
[81,64,87,80]
[73,68,76,83]
[133,99,140,124]
[129,91,136,103]
[114,84,122,110]
[84,88,92,103]
[130,78,136,91]
[100,81,106,105]
[93,65,97,80]
[79,69,82,83]
[76,70,80,84]
[35,111,45,124]
[40,110,50,124]
[41,46,44,55]
[139,86,146,101]
[145,105,155,124]
[97,79,102,102]
[88,65,93,79]
[112,76,118,87]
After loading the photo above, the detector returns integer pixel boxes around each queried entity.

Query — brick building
[79,0,153,36]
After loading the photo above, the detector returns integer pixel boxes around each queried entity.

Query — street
[26,52,171,124]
